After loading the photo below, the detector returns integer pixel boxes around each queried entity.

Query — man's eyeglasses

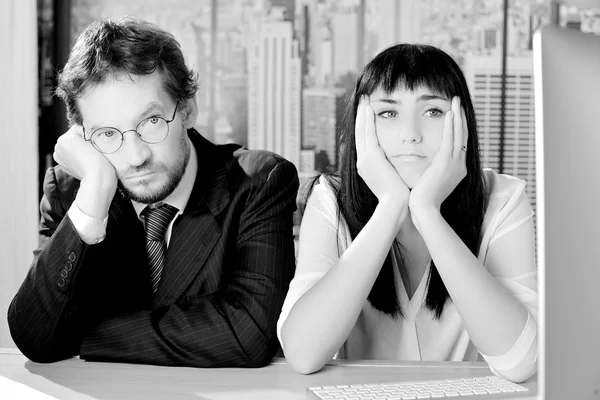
[83,101,180,154]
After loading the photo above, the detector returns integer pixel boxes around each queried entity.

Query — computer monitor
[533,24,600,400]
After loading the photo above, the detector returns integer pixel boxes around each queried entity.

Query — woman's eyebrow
[371,94,449,104]
[418,94,449,101]
[371,98,399,104]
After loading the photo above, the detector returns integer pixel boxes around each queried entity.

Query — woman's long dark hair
[316,43,488,319]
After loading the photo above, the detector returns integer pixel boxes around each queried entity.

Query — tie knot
[144,204,179,241]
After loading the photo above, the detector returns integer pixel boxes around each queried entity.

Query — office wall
[0,1,39,348]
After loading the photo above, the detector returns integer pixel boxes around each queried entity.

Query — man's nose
[120,130,151,166]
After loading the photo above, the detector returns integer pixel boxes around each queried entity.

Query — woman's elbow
[285,353,326,375]
[281,342,328,374]
[490,354,538,383]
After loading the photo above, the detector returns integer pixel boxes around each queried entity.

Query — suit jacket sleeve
[7,167,90,362]
[79,158,299,367]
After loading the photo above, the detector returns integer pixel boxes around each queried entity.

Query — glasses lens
[92,128,123,153]
[137,117,169,144]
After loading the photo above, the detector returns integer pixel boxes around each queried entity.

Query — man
[7,16,298,368]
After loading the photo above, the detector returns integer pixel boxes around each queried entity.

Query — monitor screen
[533,24,600,400]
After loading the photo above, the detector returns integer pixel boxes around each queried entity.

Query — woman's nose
[399,119,422,143]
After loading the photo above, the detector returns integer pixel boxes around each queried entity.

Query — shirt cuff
[67,202,108,245]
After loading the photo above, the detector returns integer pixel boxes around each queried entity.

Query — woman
[277,44,538,383]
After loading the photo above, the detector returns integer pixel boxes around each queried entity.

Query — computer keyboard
[307,375,529,399]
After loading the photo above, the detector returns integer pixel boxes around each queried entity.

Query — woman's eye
[425,108,444,118]
[378,110,397,119]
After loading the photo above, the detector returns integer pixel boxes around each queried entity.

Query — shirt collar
[131,139,198,219]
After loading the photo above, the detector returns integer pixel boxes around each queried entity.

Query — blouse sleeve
[479,176,539,382]
[277,178,348,347]
[276,179,347,346]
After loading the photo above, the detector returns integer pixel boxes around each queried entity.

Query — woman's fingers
[461,107,468,157]
[452,97,464,158]
[355,95,366,158]
[440,107,454,158]
[364,100,379,152]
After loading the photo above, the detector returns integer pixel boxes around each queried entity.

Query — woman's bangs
[364,53,455,99]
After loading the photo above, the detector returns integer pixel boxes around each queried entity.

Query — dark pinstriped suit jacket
[7,129,299,368]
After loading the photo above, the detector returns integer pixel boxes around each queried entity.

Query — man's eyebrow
[139,102,164,118]
[87,102,164,131]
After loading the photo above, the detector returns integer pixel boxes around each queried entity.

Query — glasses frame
[83,101,180,154]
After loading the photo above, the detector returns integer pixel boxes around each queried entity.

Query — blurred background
[1,0,599,348]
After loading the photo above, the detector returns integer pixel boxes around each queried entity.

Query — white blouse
[277,169,538,382]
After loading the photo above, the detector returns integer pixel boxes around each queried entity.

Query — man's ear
[181,94,199,129]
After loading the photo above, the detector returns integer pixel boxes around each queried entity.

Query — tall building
[302,0,336,86]
[191,23,208,111]
[472,23,520,56]
[375,0,422,54]
[463,52,537,220]
[301,87,347,173]
[315,25,334,86]
[247,12,302,168]
[217,72,247,146]
[268,0,295,23]
[331,6,360,78]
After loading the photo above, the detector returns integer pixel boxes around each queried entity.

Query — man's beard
[118,127,191,204]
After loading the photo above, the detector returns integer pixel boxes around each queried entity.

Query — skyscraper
[463,52,537,219]
[301,86,347,173]
[331,5,360,78]
[268,0,295,23]
[247,11,302,168]
[375,0,422,55]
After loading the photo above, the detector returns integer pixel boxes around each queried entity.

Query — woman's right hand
[355,95,409,220]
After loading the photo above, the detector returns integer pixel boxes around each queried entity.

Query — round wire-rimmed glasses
[83,101,180,154]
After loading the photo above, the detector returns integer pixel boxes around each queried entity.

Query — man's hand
[53,125,118,220]
[53,125,116,181]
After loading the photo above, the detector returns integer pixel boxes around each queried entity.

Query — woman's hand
[409,97,468,216]
[355,95,409,221]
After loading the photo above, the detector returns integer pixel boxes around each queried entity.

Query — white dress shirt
[69,143,198,246]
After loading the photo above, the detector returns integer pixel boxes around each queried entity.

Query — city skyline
[70,0,599,189]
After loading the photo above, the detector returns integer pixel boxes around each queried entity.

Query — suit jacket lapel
[153,131,231,308]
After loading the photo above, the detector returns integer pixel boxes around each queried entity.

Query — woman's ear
[180,95,199,129]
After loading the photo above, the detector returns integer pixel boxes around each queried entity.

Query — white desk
[0,348,537,399]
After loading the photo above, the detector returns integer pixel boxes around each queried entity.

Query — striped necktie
[143,204,179,293]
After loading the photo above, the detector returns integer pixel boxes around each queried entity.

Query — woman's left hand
[409,96,468,214]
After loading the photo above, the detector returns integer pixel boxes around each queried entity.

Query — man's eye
[148,117,160,124]
[98,130,117,138]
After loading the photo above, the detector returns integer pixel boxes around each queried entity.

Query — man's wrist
[68,202,108,245]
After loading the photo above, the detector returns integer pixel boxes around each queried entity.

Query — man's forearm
[80,292,281,368]
[8,217,88,363]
